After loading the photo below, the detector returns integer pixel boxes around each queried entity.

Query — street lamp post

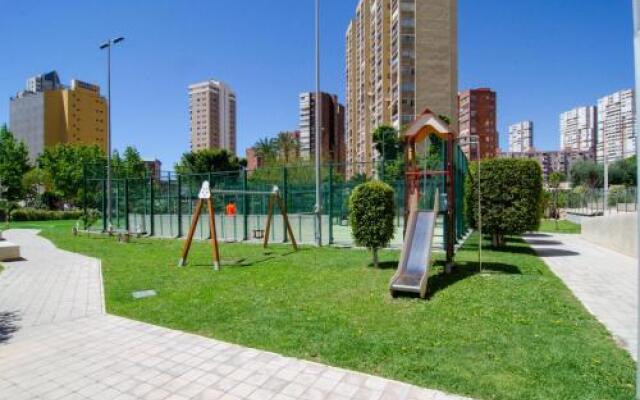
[99,36,125,233]
[314,0,322,246]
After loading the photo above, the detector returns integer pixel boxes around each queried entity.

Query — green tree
[609,156,636,186]
[0,125,31,201]
[570,160,603,188]
[112,146,146,178]
[22,168,53,208]
[175,149,243,174]
[253,137,278,166]
[466,158,543,247]
[372,125,401,163]
[37,144,106,206]
[349,181,395,267]
[275,132,300,165]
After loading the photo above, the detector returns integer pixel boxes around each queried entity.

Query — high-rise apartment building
[345,0,458,176]
[299,92,345,166]
[560,106,597,154]
[189,80,236,154]
[458,88,498,161]
[596,89,635,163]
[508,121,534,153]
[10,71,107,161]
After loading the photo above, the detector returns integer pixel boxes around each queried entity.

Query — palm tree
[276,132,299,165]
[254,137,278,165]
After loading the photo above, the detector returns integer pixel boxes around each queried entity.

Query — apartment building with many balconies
[458,88,498,161]
[560,106,597,155]
[345,0,458,177]
[299,92,345,167]
[596,89,635,164]
[189,80,236,154]
[508,121,534,153]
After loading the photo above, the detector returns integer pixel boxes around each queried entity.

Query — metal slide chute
[390,189,439,298]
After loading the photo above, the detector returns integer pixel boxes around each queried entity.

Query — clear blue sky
[0,0,635,168]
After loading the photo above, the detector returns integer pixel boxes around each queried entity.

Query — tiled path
[0,230,472,400]
[523,233,637,360]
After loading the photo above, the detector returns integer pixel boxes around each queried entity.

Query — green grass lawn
[538,219,581,234]
[9,220,634,400]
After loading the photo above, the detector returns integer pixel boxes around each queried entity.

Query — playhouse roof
[403,109,453,143]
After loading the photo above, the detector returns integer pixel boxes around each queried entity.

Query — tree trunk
[492,233,505,247]
[373,248,379,268]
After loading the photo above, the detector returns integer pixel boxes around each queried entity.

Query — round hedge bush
[349,181,395,267]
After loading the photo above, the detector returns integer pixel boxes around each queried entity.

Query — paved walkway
[523,233,637,360]
[0,230,471,400]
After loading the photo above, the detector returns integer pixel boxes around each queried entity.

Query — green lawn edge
[538,219,581,234]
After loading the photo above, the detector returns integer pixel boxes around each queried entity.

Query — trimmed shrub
[465,158,543,246]
[10,208,84,222]
[349,181,395,267]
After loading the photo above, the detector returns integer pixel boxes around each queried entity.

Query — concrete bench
[0,241,20,261]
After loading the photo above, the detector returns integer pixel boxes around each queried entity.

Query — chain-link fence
[84,153,469,249]
[564,186,637,216]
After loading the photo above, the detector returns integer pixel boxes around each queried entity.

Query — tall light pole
[314,0,322,246]
[99,36,125,232]
[631,1,640,396]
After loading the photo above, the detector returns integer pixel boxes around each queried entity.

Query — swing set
[178,182,298,270]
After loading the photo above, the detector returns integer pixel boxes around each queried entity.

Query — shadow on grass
[0,311,21,344]
[426,260,522,299]
[370,261,398,270]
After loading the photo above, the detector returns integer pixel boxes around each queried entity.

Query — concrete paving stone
[312,375,339,392]
[193,372,222,388]
[211,376,241,392]
[176,382,207,398]
[302,386,329,400]
[282,381,307,397]
[144,388,171,400]
[228,381,257,398]
[132,382,156,397]
[219,394,242,400]
[261,376,289,392]
[271,395,297,400]
[333,381,360,398]
[248,388,276,400]
[93,387,123,400]
[198,388,225,399]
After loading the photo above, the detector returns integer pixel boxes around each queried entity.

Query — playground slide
[390,193,439,299]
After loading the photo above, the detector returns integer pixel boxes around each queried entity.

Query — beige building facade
[346,0,458,176]
[189,80,237,154]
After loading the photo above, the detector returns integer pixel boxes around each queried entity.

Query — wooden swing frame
[179,186,297,270]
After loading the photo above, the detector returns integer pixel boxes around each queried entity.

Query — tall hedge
[465,158,543,246]
[349,181,395,267]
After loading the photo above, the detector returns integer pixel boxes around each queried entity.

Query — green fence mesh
[84,149,469,249]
